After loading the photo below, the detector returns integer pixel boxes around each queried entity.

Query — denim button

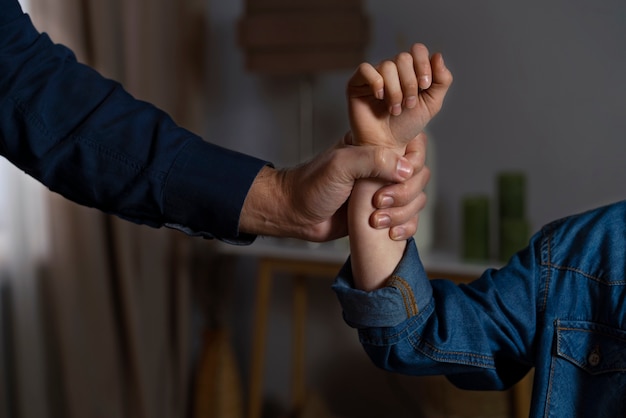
[588,349,601,367]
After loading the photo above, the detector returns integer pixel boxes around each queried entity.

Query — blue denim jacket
[0,0,267,243]
[333,200,626,417]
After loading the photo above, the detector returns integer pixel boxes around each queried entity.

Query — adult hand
[347,43,453,148]
[239,133,429,242]
[368,132,430,240]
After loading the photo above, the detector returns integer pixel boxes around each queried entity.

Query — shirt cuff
[163,138,269,244]
[332,238,433,329]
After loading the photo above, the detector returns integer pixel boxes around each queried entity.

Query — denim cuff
[332,238,433,329]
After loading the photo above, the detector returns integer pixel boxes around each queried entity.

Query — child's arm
[347,136,430,290]
[346,44,453,291]
[348,171,413,291]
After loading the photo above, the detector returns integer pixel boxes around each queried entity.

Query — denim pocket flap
[556,320,626,375]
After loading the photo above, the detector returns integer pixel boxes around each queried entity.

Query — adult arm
[0,1,427,244]
[240,135,426,242]
[0,5,266,243]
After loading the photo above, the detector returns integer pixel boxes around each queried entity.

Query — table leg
[247,260,273,418]
[291,274,307,412]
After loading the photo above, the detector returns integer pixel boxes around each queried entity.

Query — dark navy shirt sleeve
[0,0,268,243]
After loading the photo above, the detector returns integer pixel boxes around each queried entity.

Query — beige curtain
[25,0,209,417]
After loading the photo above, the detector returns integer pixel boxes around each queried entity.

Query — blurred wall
[203,0,626,415]
[371,0,626,255]
[206,0,626,254]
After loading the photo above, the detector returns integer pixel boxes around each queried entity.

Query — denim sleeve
[0,4,268,243]
[333,235,540,390]
[332,238,434,328]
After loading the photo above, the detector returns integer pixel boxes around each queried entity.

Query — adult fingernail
[391,104,402,116]
[379,195,394,208]
[376,89,384,100]
[397,159,412,179]
[419,75,431,89]
[375,215,391,228]
[391,227,407,240]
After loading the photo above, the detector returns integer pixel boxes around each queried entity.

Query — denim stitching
[387,275,418,317]
[544,343,557,418]
[544,264,626,286]
[557,326,626,342]
[410,337,496,369]
[539,228,552,315]
[404,317,496,369]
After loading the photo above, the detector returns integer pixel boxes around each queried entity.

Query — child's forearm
[344,44,452,291]
[348,178,407,291]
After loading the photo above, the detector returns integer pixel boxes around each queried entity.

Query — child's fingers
[422,52,454,114]
[395,51,419,109]
[378,60,403,116]
[411,43,433,90]
[347,62,384,99]
[431,53,453,89]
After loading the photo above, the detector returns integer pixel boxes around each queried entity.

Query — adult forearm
[0,0,21,25]
[0,12,268,241]
[239,166,291,238]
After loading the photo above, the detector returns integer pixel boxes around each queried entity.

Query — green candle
[499,218,530,262]
[497,172,526,220]
[462,195,490,261]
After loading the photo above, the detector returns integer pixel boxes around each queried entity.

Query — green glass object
[497,172,526,220]
[499,218,530,262]
[462,195,490,261]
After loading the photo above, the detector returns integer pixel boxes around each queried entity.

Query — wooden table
[217,238,532,418]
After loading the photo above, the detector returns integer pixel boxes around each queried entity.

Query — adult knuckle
[373,147,388,171]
